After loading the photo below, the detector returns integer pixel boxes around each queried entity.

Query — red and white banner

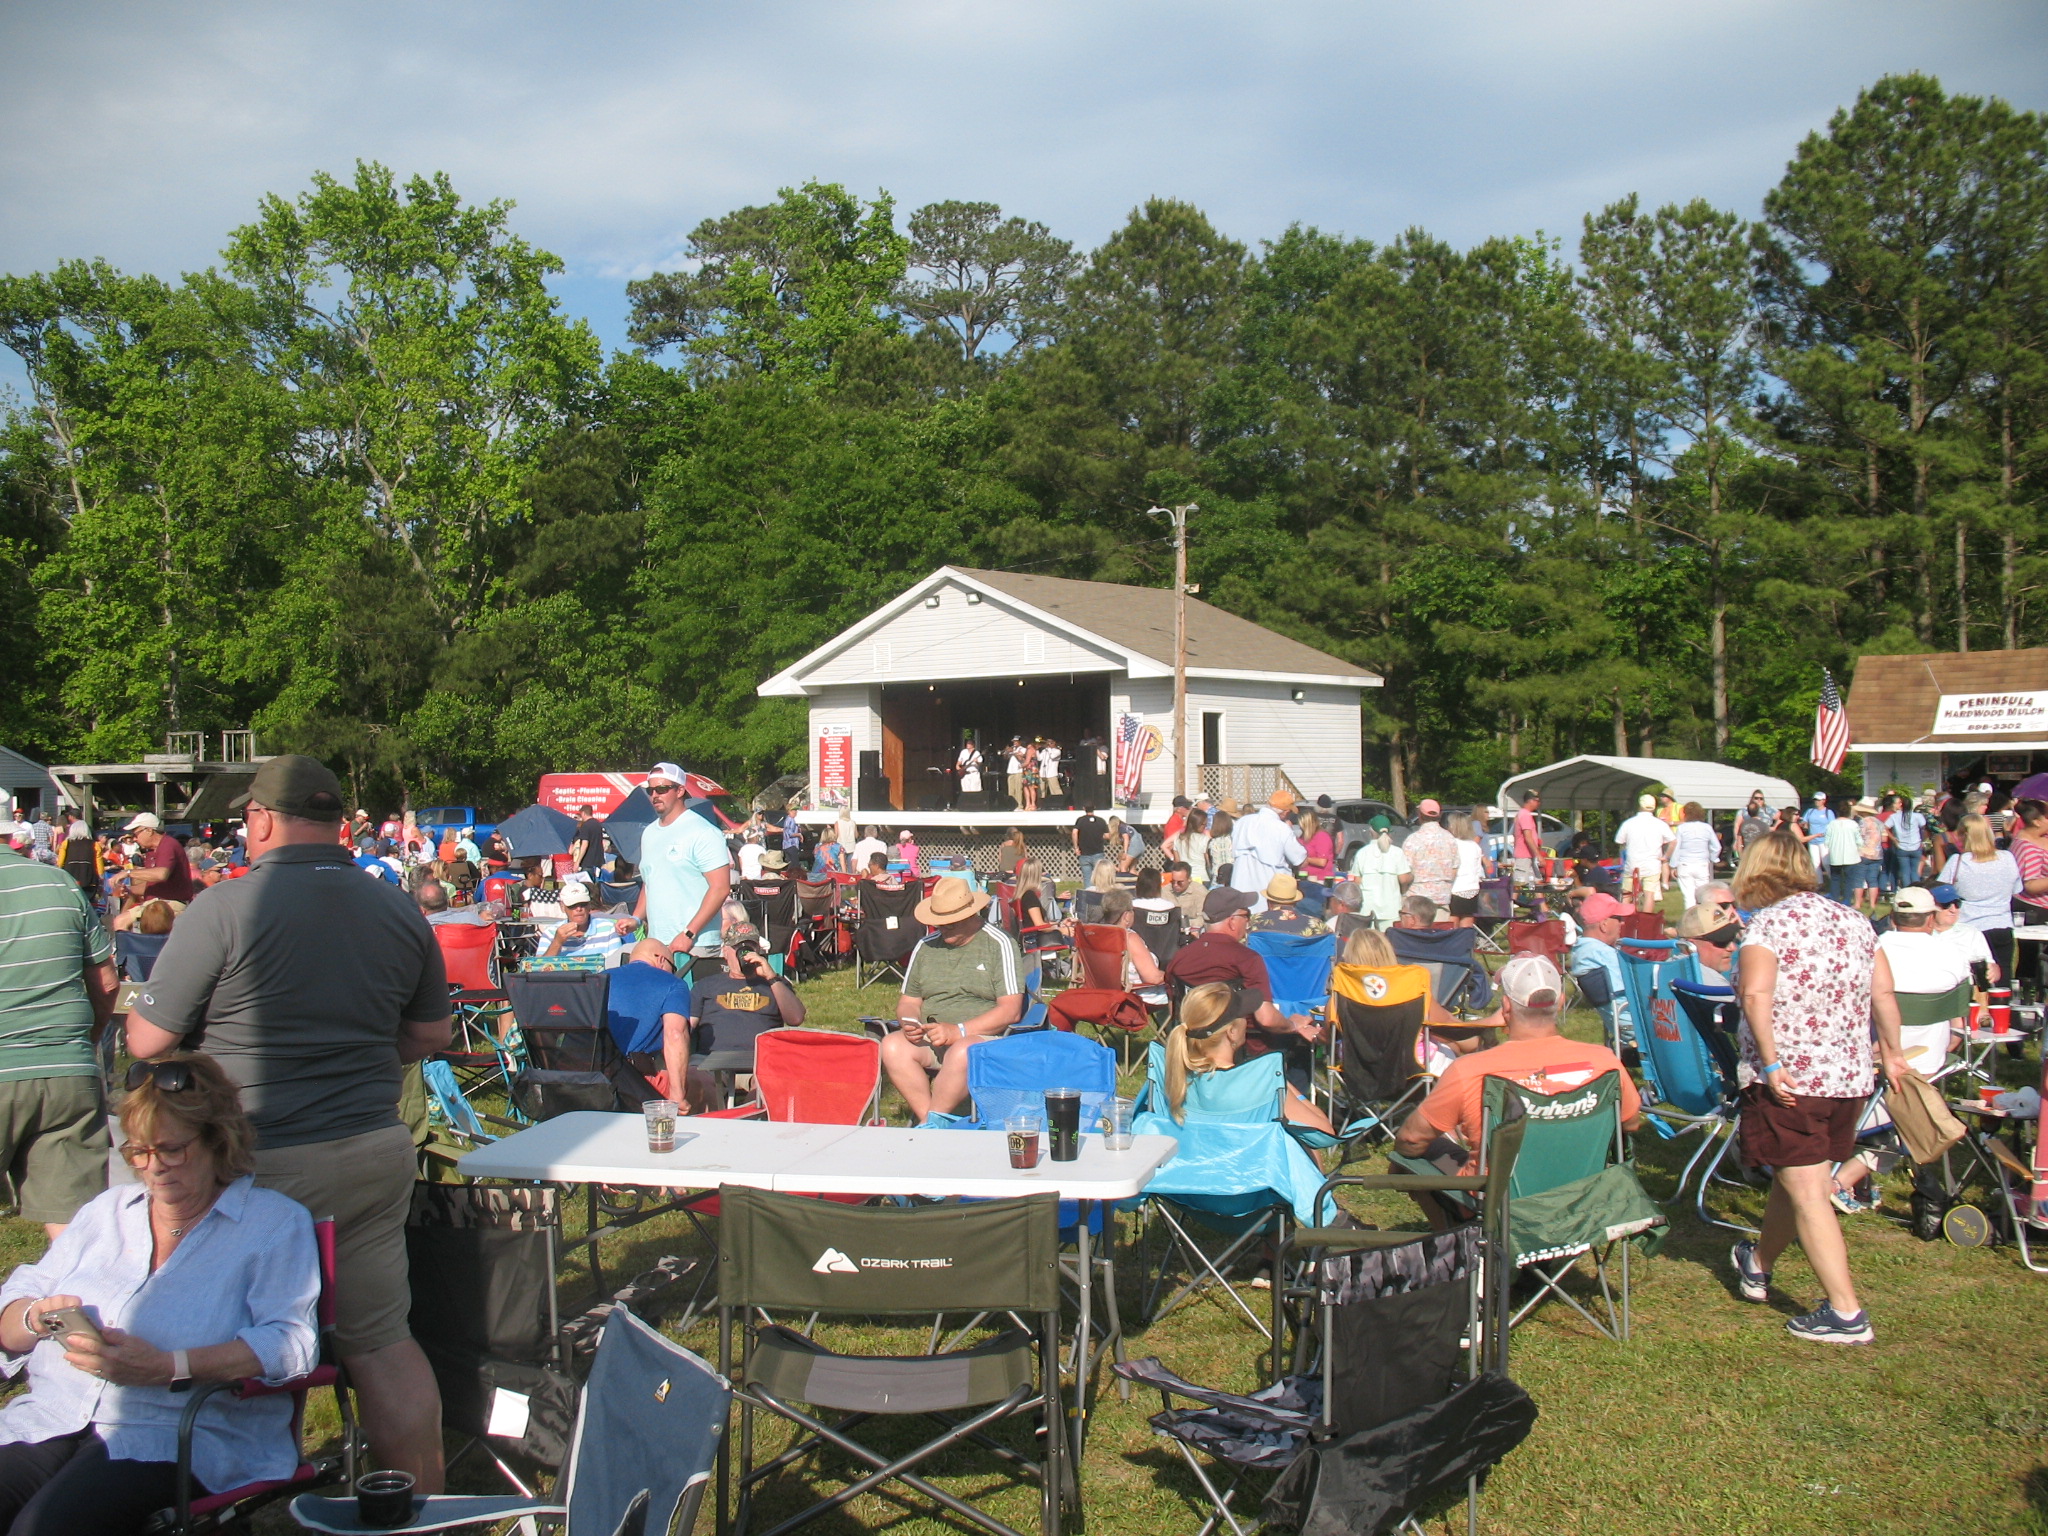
[816,728,853,809]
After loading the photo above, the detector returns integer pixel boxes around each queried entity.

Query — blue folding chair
[1247,930,1338,1018]
[1665,977,1759,1235]
[1386,925,1493,1013]
[929,1031,1127,1403]
[291,1308,728,1535]
[1131,1043,1332,1343]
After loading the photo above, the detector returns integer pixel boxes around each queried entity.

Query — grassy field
[7,936,2044,1535]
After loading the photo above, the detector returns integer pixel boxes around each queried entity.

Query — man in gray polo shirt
[129,756,452,1493]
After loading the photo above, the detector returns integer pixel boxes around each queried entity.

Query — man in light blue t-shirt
[633,761,734,979]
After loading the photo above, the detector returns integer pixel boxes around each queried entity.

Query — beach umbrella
[604,786,658,865]
[2011,772,2048,803]
[496,803,578,860]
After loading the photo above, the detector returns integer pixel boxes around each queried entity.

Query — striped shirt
[902,923,1024,1028]
[0,850,111,1080]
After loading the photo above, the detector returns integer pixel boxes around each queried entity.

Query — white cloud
[0,0,2043,365]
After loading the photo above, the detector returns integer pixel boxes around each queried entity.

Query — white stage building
[759,566,1379,830]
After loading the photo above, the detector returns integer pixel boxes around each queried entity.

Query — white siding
[807,685,879,797]
[1183,680,1362,801]
[1865,751,1941,800]
[804,578,1124,688]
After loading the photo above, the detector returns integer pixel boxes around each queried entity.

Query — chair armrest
[1286,1227,1445,1255]
[701,1104,766,1120]
[1329,1174,1489,1193]
[230,1363,341,1400]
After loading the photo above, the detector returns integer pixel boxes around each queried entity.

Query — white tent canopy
[1497,756,1801,816]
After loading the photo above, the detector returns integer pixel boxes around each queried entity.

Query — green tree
[897,201,1074,359]
[626,182,908,379]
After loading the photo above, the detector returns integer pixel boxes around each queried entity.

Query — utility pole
[1148,503,1197,799]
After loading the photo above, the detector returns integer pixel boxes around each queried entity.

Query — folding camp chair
[854,880,921,989]
[1627,970,1752,1235]
[929,1031,1129,1414]
[294,1308,728,1536]
[1119,1113,1535,1536]
[1619,910,1667,943]
[1481,1070,1665,1341]
[115,929,169,982]
[433,920,513,1081]
[788,879,846,979]
[1386,925,1491,1014]
[995,879,1072,981]
[1131,1043,1331,1341]
[1471,874,1515,954]
[151,1219,358,1536]
[1133,903,1188,970]
[1323,963,1437,1157]
[1246,930,1337,1020]
[718,1188,1070,1536]
[750,1027,883,1125]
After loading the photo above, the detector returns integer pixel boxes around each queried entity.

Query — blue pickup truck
[412,806,499,843]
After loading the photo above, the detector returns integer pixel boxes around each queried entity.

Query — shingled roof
[953,568,1376,682]
[1847,649,2048,746]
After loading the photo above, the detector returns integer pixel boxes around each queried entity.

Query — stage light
[925,595,941,608]
[966,592,982,604]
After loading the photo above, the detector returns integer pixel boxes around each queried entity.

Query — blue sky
[3,0,2046,393]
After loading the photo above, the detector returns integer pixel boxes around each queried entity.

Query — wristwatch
[169,1348,192,1393]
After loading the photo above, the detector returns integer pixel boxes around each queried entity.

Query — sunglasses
[646,783,682,796]
[125,1060,194,1094]
[1698,924,1742,947]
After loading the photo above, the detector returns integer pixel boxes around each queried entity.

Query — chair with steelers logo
[1326,962,1443,1161]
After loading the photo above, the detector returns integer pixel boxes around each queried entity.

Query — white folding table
[458,1113,1178,1459]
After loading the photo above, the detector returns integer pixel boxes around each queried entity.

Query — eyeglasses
[646,783,682,796]
[119,1137,197,1169]
[126,1060,194,1093]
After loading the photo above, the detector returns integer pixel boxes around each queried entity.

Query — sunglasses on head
[126,1060,193,1094]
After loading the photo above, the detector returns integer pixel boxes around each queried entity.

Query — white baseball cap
[558,881,595,907]
[646,762,687,789]
[124,812,163,832]
[1498,954,1562,1010]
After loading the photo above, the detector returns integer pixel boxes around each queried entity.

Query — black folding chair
[854,880,921,989]
[1133,903,1187,971]
[1324,962,1434,1158]
[718,1187,1070,1536]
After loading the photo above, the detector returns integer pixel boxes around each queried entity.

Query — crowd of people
[0,752,2039,1531]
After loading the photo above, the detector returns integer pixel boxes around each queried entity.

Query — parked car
[1330,799,1410,857]
[412,805,498,842]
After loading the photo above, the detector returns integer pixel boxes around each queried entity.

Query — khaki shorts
[253,1123,416,1355]
[0,1075,109,1224]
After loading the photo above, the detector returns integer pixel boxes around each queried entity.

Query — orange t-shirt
[1418,1034,1640,1173]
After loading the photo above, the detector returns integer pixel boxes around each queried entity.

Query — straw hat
[1264,872,1303,905]
[913,875,991,927]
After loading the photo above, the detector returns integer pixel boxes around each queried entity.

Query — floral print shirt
[1737,890,1876,1098]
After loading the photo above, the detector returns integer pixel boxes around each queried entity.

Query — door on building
[1201,711,1223,765]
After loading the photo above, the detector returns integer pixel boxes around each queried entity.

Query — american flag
[1811,668,1851,774]
[1113,713,1148,804]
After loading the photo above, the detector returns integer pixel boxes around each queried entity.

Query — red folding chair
[1065,925,1154,1058]
[751,1027,883,1124]
[431,921,510,1074]
[1508,918,1580,1008]
[158,1218,356,1535]
[1620,911,1669,942]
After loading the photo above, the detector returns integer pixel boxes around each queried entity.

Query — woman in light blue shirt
[1938,813,2023,979]
[0,1054,317,1533]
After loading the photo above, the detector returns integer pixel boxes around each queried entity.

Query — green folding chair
[717,1187,1069,1536]
[1481,1070,1665,1342]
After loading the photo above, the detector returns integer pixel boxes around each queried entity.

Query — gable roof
[1848,649,2048,748]
[759,566,1380,696]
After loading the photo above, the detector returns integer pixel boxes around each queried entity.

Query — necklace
[157,1192,220,1238]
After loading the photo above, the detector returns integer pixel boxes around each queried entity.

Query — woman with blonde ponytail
[1165,984,1334,1134]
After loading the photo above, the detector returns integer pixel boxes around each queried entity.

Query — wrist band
[170,1348,192,1391]
[1761,1062,1782,1075]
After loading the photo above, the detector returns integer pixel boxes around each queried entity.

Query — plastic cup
[1045,1088,1082,1161]
[1006,1111,1042,1170]
[1980,1086,2003,1108]
[643,1099,679,1154]
[1101,1096,1135,1152]
[355,1469,417,1528]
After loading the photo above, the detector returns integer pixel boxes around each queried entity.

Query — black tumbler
[355,1469,417,1528]
[1045,1088,1082,1161]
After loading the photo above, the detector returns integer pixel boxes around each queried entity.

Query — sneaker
[1730,1239,1771,1303]
[1830,1185,1869,1215]
[1786,1301,1874,1344]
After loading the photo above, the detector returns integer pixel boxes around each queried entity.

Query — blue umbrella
[496,804,578,860]
[603,786,657,865]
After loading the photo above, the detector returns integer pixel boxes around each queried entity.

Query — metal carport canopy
[1497,756,1801,815]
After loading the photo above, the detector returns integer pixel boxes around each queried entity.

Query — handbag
[1886,1070,1966,1165]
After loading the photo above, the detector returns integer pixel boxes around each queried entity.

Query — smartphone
[37,1306,102,1345]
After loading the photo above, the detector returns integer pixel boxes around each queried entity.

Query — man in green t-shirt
[0,823,117,1235]
[881,877,1024,1122]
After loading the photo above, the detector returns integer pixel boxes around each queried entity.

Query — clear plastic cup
[1006,1110,1042,1170]
[643,1099,679,1153]
[1102,1096,1136,1151]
